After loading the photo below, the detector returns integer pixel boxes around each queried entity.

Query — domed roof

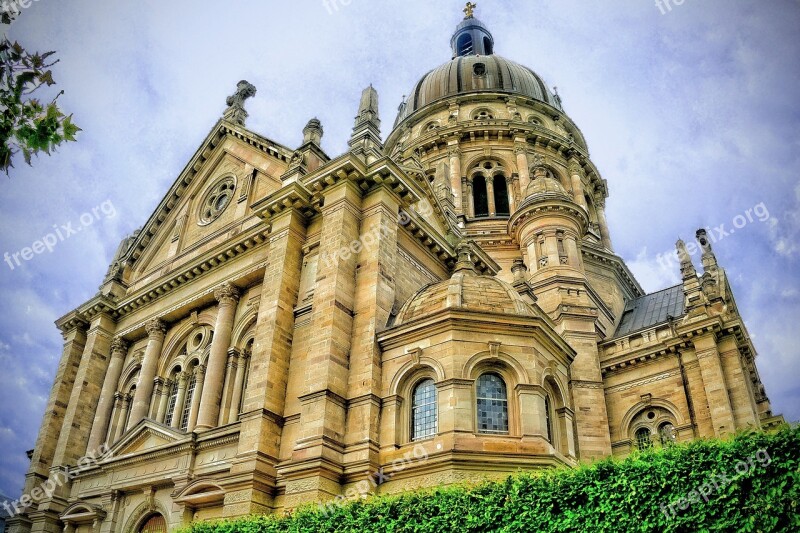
[394,268,535,326]
[394,13,563,126]
[525,175,571,199]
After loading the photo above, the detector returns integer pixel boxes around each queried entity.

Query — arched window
[179,372,196,431]
[124,385,136,430]
[544,395,553,443]
[476,373,509,434]
[635,427,652,450]
[139,514,166,533]
[473,175,489,217]
[492,176,510,216]
[483,37,493,55]
[659,422,676,446]
[457,34,473,56]
[411,379,437,441]
[163,372,179,427]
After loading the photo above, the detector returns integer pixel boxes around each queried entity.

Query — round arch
[462,350,530,385]
[121,498,171,533]
[620,398,685,437]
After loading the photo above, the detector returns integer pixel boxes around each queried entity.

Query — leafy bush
[183,426,799,532]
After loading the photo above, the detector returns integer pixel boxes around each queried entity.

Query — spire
[223,80,257,126]
[676,239,696,280]
[349,85,383,163]
[451,3,494,57]
[695,229,718,272]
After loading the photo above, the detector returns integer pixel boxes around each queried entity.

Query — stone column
[22,315,87,497]
[107,393,125,443]
[187,364,206,431]
[486,175,497,216]
[448,146,462,211]
[53,312,115,464]
[506,176,517,212]
[564,235,582,269]
[170,372,190,429]
[517,384,548,439]
[515,142,530,193]
[196,283,240,430]
[128,318,166,426]
[568,158,588,210]
[218,349,239,425]
[465,177,475,217]
[87,337,129,451]
[593,194,613,250]
[544,232,560,267]
[113,394,131,441]
[556,407,576,457]
[154,378,170,423]
[344,184,400,477]
[227,354,248,424]
[694,334,736,437]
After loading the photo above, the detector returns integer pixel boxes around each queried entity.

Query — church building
[8,4,783,533]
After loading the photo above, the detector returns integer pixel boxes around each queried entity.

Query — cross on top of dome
[464,2,477,19]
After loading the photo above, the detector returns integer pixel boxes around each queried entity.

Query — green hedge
[185,426,799,532]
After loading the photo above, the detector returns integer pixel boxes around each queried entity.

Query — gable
[123,122,289,289]
[105,420,185,458]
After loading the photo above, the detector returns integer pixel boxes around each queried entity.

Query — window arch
[138,514,166,533]
[635,427,652,450]
[476,373,509,434]
[411,379,437,441]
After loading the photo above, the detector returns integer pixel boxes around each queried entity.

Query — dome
[394,13,563,126]
[394,269,535,326]
[525,175,571,200]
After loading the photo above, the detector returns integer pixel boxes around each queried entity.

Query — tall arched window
[544,395,553,443]
[180,372,196,431]
[473,175,489,217]
[476,373,509,434]
[163,373,179,427]
[483,37,493,55]
[635,427,652,450]
[492,176,510,216]
[123,385,136,431]
[411,379,437,441]
[457,34,473,55]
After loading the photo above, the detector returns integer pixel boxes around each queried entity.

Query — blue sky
[0,0,798,498]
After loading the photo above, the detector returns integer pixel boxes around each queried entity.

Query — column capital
[514,144,527,155]
[448,146,462,158]
[109,337,129,356]
[568,159,584,176]
[194,364,207,376]
[214,282,241,305]
[145,318,166,339]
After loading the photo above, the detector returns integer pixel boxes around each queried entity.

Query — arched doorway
[139,514,166,533]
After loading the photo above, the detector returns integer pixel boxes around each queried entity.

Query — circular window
[198,177,236,225]
[473,63,486,76]
[647,411,656,420]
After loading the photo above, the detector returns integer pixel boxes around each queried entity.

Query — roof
[614,284,685,337]
[394,269,535,327]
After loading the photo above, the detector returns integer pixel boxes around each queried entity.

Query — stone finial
[696,228,718,272]
[223,80,257,126]
[511,258,527,282]
[302,118,324,145]
[676,239,696,278]
[349,85,383,162]
[454,241,478,274]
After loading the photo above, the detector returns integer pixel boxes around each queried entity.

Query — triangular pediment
[116,120,294,286]
[104,419,187,459]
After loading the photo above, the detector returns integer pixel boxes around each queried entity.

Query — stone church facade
[9,6,783,533]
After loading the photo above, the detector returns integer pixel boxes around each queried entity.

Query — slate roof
[614,284,685,337]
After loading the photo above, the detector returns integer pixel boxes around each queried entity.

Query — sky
[0,0,798,499]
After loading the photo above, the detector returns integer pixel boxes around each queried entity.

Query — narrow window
[473,175,489,217]
[411,379,437,441]
[476,373,509,434]
[164,379,178,426]
[635,427,652,450]
[483,36,493,55]
[544,395,553,443]
[179,373,196,431]
[492,176,510,216]
[457,34,473,56]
